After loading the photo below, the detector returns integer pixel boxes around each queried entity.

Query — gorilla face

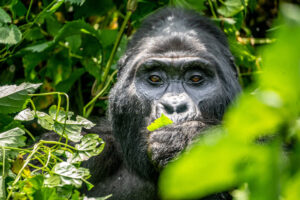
[109,8,241,181]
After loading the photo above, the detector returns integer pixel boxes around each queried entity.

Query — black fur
[83,7,241,200]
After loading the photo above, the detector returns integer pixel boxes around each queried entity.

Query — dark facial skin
[109,8,241,182]
[135,56,221,168]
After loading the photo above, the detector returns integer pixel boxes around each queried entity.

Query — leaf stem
[40,140,77,151]
[6,144,40,200]
[83,70,118,118]
[84,10,132,117]
[25,0,34,22]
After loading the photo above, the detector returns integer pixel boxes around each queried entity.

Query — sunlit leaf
[46,162,90,188]
[147,114,173,131]
[23,41,54,53]
[0,25,22,44]
[48,106,95,142]
[14,108,35,121]
[217,0,244,17]
[0,83,41,114]
[0,127,26,147]
[0,7,11,23]
[67,134,105,163]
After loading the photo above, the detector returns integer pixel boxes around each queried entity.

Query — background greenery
[0,0,299,199]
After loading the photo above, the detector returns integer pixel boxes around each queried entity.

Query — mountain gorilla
[83,7,241,200]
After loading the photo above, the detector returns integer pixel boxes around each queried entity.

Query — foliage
[147,114,173,132]
[159,3,300,200]
[0,83,106,199]
[0,0,274,117]
[0,0,296,199]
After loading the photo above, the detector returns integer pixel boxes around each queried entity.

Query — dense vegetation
[0,0,299,199]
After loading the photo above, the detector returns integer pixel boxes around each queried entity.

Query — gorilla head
[109,8,241,182]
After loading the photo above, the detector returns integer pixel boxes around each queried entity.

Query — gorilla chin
[147,120,208,170]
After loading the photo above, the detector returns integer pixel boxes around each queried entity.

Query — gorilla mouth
[147,119,208,170]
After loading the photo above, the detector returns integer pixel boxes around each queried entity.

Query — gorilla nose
[162,102,188,114]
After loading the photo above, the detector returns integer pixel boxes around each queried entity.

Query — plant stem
[23,128,36,142]
[40,140,77,151]
[85,11,132,117]
[2,147,6,199]
[83,70,118,118]
[6,144,40,200]
[25,0,34,22]
[98,11,132,90]
[208,0,217,18]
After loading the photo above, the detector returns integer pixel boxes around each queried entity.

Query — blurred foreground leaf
[159,3,300,200]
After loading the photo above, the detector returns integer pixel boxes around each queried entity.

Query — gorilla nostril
[162,103,174,114]
[176,103,188,113]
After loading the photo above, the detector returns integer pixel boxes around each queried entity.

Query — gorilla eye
[148,75,162,84]
[190,75,203,83]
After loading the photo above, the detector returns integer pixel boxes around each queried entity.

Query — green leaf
[48,106,95,142]
[54,20,100,43]
[0,83,41,114]
[169,0,206,12]
[0,127,26,147]
[56,68,85,93]
[217,0,244,17]
[81,58,100,79]
[66,0,86,6]
[36,111,55,131]
[0,24,22,44]
[67,134,105,163]
[0,7,11,23]
[46,162,90,188]
[14,108,35,121]
[23,41,54,53]
[24,27,45,41]
[147,114,173,131]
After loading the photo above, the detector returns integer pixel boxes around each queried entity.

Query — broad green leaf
[99,29,118,48]
[81,58,101,79]
[169,0,206,12]
[0,83,41,114]
[36,111,55,131]
[65,34,82,51]
[217,0,244,17]
[0,127,25,147]
[14,108,35,121]
[159,131,277,200]
[284,172,300,200]
[48,105,74,121]
[48,106,95,142]
[0,24,22,44]
[33,187,60,199]
[56,68,85,93]
[46,162,90,188]
[23,41,54,53]
[67,134,105,163]
[0,7,11,23]
[23,27,44,41]
[54,20,100,43]
[147,114,173,131]
[45,50,72,85]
